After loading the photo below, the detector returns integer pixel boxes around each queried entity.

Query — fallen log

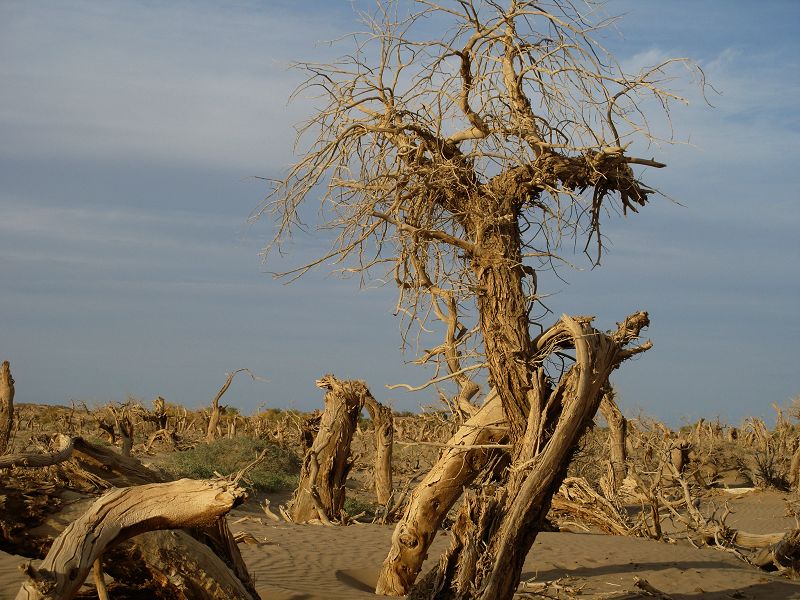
[15,478,249,600]
[0,435,163,487]
[750,529,800,576]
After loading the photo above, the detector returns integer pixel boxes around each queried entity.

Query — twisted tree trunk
[398,313,651,600]
[15,479,249,600]
[375,390,506,595]
[1,360,15,455]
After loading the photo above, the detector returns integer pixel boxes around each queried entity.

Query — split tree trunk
[404,313,651,600]
[599,390,628,489]
[375,390,506,595]
[290,375,369,523]
[1,360,15,455]
[363,394,394,505]
[15,478,249,600]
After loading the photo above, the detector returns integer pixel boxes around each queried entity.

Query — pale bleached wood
[290,375,365,523]
[15,478,247,600]
[375,389,506,595]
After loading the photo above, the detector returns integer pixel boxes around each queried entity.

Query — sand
[2,489,799,599]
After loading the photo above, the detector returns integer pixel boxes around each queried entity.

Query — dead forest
[2,360,800,599]
[2,0,797,598]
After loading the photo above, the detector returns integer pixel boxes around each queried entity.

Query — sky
[1,1,798,426]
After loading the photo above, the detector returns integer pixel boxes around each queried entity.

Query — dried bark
[599,390,628,489]
[363,394,394,505]
[405,313,651,600]
[751,529,800,576]
[290,375,368,523]
[1,360,15,455]
[116,529,256,599]
[15,478,248,600]
[375,390,506,595]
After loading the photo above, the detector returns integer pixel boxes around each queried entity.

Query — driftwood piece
[15,478,248,600]
[1,361,15,455]
[375,389,506,595]
[363,393,394,505]
[290,374,367,523]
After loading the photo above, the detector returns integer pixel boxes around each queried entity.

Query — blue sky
[1,1,798,426]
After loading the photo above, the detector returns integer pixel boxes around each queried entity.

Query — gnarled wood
[290,375,367,523]
[408,313,651,600]
[126,529,257,599]
[0,360,15,455]
[15,478,248,600]
[375,390,506,595]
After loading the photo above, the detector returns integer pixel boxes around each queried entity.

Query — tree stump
[290,374,368,523]
[1,360,15,455]
[363,393,394,505]
[599,390,628,490]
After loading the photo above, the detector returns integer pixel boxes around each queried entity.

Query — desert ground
[2,386,800,599]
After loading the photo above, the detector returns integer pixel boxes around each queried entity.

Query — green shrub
[161,437,300,492]
[343,496,377,518]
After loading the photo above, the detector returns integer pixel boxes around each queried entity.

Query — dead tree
[363,392,394,505]
[206,369,255,443]
[377,390,507,594]
[14,479,249,600]
[257,0,695,596]
[3,435,259,598]
[289,374,370,523]
[0,360,14,455]
[599,389,628,490]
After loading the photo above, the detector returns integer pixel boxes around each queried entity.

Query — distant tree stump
[0,361,15,455]
[364,394,394,505]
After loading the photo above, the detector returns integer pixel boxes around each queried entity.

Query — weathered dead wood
[789,444,800,490]
[15,478,248,600]
[290,374,367,523]
[375,389,506,595]
[599,389,627,490]
[207,369,255,443]
[0,435,162,486]
[404,313,651,600]
[1,361,15,455]
[751,529,800,576]
[550,477,633,536]
[363,393,394,505]
[300,410,322,452]
[119,529,257,599]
